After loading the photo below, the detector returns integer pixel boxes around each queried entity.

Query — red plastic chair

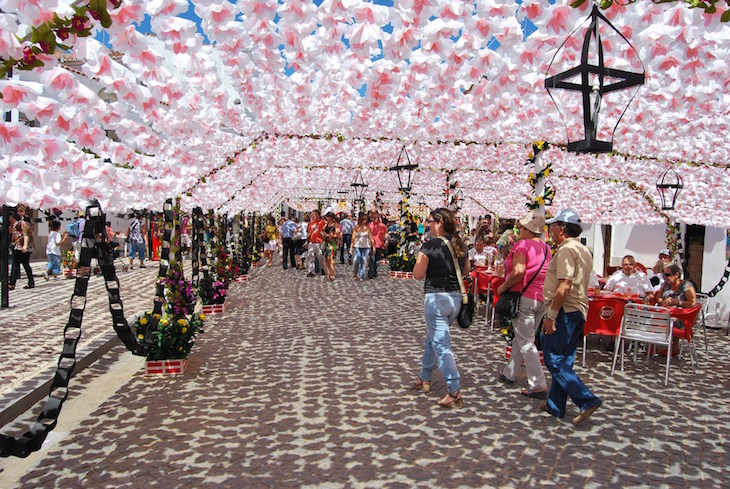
[488,277,505,330]
[670,305,702,372]
[582,297,627,366]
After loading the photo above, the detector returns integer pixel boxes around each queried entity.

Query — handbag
[494,244,549,319]
[440,237,474,329]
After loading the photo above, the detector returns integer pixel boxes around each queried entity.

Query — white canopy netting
[1,0,728,226]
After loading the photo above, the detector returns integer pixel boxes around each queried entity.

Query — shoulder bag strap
[521,243,549,294]
[439,236,468,305]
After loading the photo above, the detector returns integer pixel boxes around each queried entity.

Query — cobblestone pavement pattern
[1,261,730,488]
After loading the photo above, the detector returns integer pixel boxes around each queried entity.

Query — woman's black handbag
[495,291,522,318]
[440,237,474,329]
[495,244,550,320]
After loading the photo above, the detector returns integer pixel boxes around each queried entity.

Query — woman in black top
[412,208,470,408]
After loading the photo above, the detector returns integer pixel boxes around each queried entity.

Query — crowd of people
[405,206,697,426]
[270,209,391,281]
[3,203,701,424]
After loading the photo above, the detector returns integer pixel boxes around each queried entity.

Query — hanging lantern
[656,168,683,211]
[350,170,368,202]
[389,145,418,193]
[544,5,645,153]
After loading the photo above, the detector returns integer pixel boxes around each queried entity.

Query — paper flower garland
[526,141,555,211]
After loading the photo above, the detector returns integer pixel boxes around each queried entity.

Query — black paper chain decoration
[191,207,202,288]
[0,201,146,458]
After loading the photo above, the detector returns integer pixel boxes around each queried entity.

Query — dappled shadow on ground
[14,266,730,488]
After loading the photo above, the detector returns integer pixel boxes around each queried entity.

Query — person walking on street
[280,213,297,270]
[412,208,470,408]
[322,212,341,280]
[496,212,551,399]
[306,209,325,277]
[44,220,68,280]
[263,215,279,268]
[350,213,375,282]
[540,208,602,426]
[126,213,147,270]
[339,213,354,265]
[9,204,35,290]
[368,212,388,279]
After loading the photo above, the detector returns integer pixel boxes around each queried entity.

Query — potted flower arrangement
[213,248,241,286]
[198,275,228,314]
[387,251,417,278]
[62,250,76,278]
[133,262,205,374]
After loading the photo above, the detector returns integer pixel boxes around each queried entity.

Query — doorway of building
[685,225,705,290]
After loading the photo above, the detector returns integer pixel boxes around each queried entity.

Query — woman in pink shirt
[496,212,552,399]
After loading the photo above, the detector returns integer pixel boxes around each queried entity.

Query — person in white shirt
[467,238,490,267]
[44,220,68,280]
[603,255,653,297]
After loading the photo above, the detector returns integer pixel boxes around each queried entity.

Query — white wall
[610,223,668,271]
[701,227,730,325]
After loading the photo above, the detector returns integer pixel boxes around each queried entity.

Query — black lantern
[351,170,368,202]
[389,145,418,193]
[656,168,683,211]
[545,5,645,153]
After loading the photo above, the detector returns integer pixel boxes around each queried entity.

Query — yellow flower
[178,346,183,351]
[140,317,148,325]
[200,314,206,321]
[178,318,188,326]
[536,196,545,205]
[501,329,508,335]
[160,319,168,326]
[181,327,188,334]
[137,334,144,340]
[154,313,161,320]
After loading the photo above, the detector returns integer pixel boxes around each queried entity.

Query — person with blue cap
[539,208,603,426]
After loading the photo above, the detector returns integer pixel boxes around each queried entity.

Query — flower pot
[389,271,414,279]
[145,358,188,375]
[235,275,248,283]
[202,300,227,315]
[505,345,544,365]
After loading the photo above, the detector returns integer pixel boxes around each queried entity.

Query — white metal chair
[695,292,709,353]
[611,303,674,386]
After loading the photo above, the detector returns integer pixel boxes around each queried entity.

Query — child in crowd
[44,220,68,280]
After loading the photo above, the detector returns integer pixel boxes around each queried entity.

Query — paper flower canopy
[1,0,729,227]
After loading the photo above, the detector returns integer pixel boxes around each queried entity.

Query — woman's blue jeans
[540,309,602,418]
[353,247,370,279]
[420,292,462,394]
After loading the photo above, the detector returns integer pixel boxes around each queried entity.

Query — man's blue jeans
[540,309,602,418]
[420,292,462,394]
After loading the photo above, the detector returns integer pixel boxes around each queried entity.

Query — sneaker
[43,271,49,281]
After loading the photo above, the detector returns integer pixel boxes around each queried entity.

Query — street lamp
[351,170,367,201]
[388,145,418,193]
[544,5,645,153]
[656,168,683,211]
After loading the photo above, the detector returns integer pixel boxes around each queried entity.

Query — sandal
[413,379,431,393]
[497,370,514,386]
[521,387,548,400]
[437,391,463,409]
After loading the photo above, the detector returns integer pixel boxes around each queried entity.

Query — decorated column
[527,141,554,216]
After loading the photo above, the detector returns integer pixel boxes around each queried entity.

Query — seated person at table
[649,249,673,291]
[603,255,653,298]
[468,237,490,267]
[646,263,696,310]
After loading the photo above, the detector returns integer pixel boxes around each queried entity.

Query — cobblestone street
[1,261,729,488]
